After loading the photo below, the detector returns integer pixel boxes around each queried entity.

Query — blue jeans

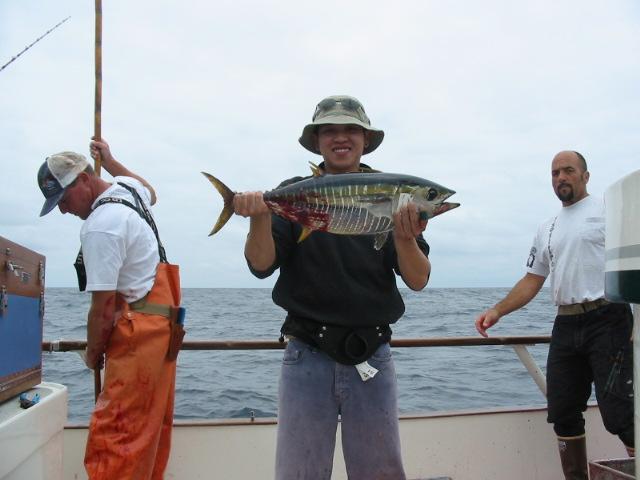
[275,339,405,480]
[547,303,634,446]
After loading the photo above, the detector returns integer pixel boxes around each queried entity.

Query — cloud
[2,0,639,288]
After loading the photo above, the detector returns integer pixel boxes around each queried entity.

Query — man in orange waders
[37,139,184,480]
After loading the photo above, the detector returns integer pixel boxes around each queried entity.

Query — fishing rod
[0,16,71,73]
[94,0,103,176]
[93,0,103,403]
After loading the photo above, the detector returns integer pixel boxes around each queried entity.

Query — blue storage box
[0,236,45,404]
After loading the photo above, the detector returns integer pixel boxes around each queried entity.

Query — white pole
[512,345,547,397]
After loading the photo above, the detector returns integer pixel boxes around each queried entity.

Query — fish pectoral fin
[373,232,389,250]
[366,199,392,218]
[297,227,314,243]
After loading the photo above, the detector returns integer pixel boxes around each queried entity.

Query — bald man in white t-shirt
[475,151,634,480]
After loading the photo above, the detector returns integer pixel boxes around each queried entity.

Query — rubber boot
[557,435,588,480]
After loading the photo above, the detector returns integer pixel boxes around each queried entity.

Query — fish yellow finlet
[297,227,313,243]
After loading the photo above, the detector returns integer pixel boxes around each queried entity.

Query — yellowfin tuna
[203,167,459,250]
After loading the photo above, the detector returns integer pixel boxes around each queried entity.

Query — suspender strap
[74,181,168,291]
[96,182,168,263]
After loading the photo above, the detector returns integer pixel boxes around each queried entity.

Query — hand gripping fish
[203,164,460,250]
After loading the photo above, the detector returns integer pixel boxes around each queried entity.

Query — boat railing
[42,336,550,398]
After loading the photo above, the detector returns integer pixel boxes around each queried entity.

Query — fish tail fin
[202,172,235,235]
[432,202,461,218]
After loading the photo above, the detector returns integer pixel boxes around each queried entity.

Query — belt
[129,295,172,318]
[557,298,610,316]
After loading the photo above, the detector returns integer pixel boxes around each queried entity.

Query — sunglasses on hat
[313,97,369,124]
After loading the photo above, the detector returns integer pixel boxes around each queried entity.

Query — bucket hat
[37,151,89,216]
[299,95,384,155]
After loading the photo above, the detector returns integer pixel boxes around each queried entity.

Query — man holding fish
[231,95,435,479]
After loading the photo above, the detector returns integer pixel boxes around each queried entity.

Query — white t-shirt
[80,176,159,303]
[526,194,605,306]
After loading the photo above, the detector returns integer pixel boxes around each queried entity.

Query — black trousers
[546,303,634,447]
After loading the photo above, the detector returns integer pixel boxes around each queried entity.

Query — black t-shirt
[249,170,430,330]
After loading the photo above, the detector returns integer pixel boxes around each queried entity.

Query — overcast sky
[2,1,639,289]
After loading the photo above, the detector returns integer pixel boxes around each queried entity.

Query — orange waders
[84,262,182,480]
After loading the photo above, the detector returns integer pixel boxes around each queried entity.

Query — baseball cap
[37,151,89,216]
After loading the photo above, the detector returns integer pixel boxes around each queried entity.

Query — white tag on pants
[355,361,379,382]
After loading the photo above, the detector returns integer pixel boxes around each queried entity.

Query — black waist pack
[284,316,392,365]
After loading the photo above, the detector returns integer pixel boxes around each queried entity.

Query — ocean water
[43,287,559,423]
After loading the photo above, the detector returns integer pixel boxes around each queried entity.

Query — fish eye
[427,188,437,201]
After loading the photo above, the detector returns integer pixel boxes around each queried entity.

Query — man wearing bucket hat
[37,140,183,480]
[234,95,431,479]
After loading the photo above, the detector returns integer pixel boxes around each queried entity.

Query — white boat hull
[62,404,624,479]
